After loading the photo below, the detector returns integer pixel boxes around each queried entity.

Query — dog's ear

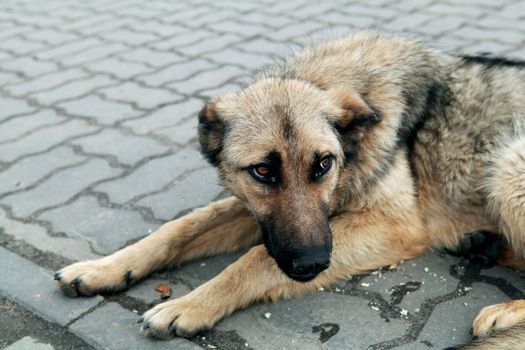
[198,101,225,166]
[327,86,382,131]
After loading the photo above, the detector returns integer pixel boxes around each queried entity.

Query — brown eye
[320,157,331,170]
[312,155,333,181]
[249,164,277,184]
[254,166,269,176]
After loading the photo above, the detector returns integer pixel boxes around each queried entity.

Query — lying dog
[54,32,525,348]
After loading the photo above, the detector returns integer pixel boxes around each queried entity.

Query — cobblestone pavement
[1,0,525,349]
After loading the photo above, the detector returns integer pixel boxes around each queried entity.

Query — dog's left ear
[198,101,225,166]
[327,86,382,131]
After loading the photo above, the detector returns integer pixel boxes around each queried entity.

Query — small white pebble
[200,262,206,267]
[414,308,420,313]
[264,312,272,319]
[400,309,408,316]
[318,287,325,291]
[132,309,138,313]
[208,345,217,349]
[245,343,249,347]
[148,229,152,233]
[361,282,370,287]
[371,271,379,275]
[464,303,468,306]
[424,267,429,272]
[371,306,379,311]
[464,286,472,291]
[334,287,341,292]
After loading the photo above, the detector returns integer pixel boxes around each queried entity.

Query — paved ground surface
[1,0,525,349]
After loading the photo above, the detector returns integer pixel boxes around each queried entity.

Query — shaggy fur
[55,32,525,348]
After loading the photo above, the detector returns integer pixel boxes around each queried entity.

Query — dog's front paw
[140,295,223,339]
[472,300,525,337]
[54,259,133,297]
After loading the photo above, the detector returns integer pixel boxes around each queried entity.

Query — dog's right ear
[327,86,382,131]
[198,101,225,166]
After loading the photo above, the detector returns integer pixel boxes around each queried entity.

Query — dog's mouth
[285,265,329,282]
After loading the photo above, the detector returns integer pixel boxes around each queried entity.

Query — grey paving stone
[1,37,46,55]
[137,59,217,87]
[0,97,35,122]
[58,43,128,67]
[0,146,84,195]
[178,34,243,56]
[0,71,23,86]
[72,129,169,166]
[125,276,191,305]
[38,195,157,254]
[99,82,182,109]
[4,336,55,350]
[453,26,524,45]
[210,21,268,37]
[69,303,201,350]
[96,148,207,204]
[0,119,97,163]
[385,13,437,32]
[0,247,103,326]
[58,95,141,124]
[175,10,233,28]
[151,30,212,51]
[118,48,186,68]
[3,159,121,218]
[199,82,243,100]
[218,290,408,349]
[153,117,198,145]
[238,13,293,28]
[31,75,118,105]
[359,252,461,314]
[0,109,65,144]
[99,29,158,46]
[0,208,100,262]
[0,57,59,78]
[123,98,203,134]
[127,22,187,37]
[236,38,291,56]
[5,68,88,97]
[423,3,488,18]
[24,29,79,45]
[136,167,223,220]
[168,66,246,95]
[462,40,515,55]
[499,1,525,19]
[85,58,152,79]
[205,47,271,71]
[418,283,509,348]
[263,22,325,42]
[34,38,102,60]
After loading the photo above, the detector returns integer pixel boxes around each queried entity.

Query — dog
[54,31,525,348]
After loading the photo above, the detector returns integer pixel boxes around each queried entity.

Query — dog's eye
[312,155,333,181]
[249,165,277,184]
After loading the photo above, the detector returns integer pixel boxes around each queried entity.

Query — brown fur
[55,32,525,348]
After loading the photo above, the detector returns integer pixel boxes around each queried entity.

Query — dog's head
[198,78,381,282]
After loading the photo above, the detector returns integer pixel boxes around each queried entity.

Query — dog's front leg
[140,209,429,338]
[55,197,259,297]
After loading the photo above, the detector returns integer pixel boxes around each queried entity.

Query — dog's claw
[137,316,144,324]
[53,273,61,281]
[142,322,150,330]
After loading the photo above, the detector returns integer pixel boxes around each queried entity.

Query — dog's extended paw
[472,300,525,337]
[54,260,133,297]
[139,295,221,339]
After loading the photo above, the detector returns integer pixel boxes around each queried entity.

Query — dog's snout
[286,249,330,282]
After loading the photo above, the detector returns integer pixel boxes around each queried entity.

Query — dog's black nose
[287,253,330,282]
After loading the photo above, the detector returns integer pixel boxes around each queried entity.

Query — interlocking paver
[38,196,156,254]
[3,158,121,218]
[177,34,244,56]
[0,57,58,78]
[58,43,128,67]
[5,68,88,97]
[0,109,65,144]
[136,167,223,220]
[34,38,103,60]
[136,59,217,87]
[72,129,169,166]
[58,95,141,124]
[0,247,104,326]
[85,58,152,79]
[123,98,202,134]
[95,148,207,204]
[24,29,79,45]
[31,75,117,105]
[168,65,246,95]
[99,81,182,109]
[0,37,46,55]
[118,48,186,68]
[0,97,35,122]
[99,29,158,46]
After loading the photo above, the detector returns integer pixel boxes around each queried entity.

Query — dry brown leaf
[155,283,172,299]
